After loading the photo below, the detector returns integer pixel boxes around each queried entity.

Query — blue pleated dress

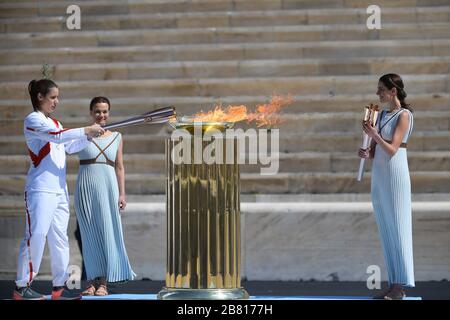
[371,108,415,287]
[74,132,135,282]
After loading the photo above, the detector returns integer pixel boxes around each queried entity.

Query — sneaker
[51,285,82,300]
[13,286,46,300]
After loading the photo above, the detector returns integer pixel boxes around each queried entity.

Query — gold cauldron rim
[168,116,235,133]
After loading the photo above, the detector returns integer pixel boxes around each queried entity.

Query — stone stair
[3,0,450,282]
[1,0,450,198]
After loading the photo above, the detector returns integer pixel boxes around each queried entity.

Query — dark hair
[28,79,58,111]
[379,73,413,113]
[89,96,111,111]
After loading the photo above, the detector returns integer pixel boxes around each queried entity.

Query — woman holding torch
[358,74,414,300]
[74,97,135,296]
[14,79,105,300]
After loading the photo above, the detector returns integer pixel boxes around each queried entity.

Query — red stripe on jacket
[26,127,70,135]
[48,118,70,135]
[28,142,50,167]
[47,129,70,135]
[51,118,60,127]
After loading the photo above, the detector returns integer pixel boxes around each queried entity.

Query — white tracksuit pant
[16,190,70,288]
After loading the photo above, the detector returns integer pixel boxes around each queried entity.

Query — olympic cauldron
[157,117,248,300]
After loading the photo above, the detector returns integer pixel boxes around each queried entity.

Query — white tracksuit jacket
[16,110,89,287]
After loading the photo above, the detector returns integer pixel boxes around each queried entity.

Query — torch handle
[357,134,372,181]
[357,158,366,182]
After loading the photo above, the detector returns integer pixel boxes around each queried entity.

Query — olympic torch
[102,106,176,130]
[357,103,379,181]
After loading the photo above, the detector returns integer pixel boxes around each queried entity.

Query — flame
[194,105,248,123]
[192,94,293,127]
[249,94,294,127]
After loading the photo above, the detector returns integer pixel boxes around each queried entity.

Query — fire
[249,94,294,127]
[193,105,248,123]
[193,94,293,127]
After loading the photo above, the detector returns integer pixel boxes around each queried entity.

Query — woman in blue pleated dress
[75,96,135,296]
[359,74,414,300]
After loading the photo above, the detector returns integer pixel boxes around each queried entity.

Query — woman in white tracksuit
[13,79,105,300]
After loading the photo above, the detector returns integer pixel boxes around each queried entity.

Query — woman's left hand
[119,195,126,212]
[362,120,379,140]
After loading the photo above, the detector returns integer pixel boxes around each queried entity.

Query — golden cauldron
[158,118,248,300]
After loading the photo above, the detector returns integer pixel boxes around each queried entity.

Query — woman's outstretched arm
[115,136,126,212]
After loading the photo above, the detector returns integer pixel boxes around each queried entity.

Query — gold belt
[80,159,115,167]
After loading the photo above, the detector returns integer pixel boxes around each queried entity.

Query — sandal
[95,284,108,296]
[81,284,96,296]
[373,286,392,299]
[384,289,406,300]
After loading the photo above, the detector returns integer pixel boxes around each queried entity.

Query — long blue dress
[74,132,135,282]
[371,108,414,287]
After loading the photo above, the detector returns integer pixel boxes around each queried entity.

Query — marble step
[1,0,450,18]
[2,7,450,33]
[0,131,448,154]
[2,39,450,65]
[0,171,449,195]
[2,57,450,83]
[1,193,448,282]
[0,110,448,135]
[1,74,450,100]
[2,93,449,119]
[2,23,450,49]
[1,151,450,174]
[2,193,450,209]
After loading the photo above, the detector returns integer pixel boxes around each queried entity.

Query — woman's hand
[362,120,379,140]
[84,124,105,139]
[358,147,371,159]
[119,195,126,213]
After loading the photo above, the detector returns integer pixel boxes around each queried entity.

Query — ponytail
[28,79,58,111]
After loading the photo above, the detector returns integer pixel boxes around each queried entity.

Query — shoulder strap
[91,133,120,163]
[104,132,120,151]
[377,110,386,130]
[378,109,402,134]
[377,110,387,138]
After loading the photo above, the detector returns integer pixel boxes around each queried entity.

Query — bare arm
[115,136,126,212]
[362,111,410,157]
